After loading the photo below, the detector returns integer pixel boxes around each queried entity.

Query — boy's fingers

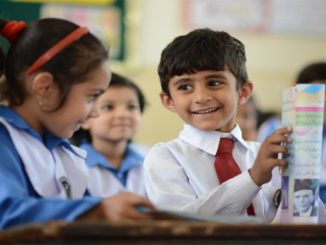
[278,126,292,134]
[266,134,292,144]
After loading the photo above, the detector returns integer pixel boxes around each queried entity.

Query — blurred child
[236,96,259,141]
[71,72,147,197]
[144,28,326,223]
[0,18,154,229]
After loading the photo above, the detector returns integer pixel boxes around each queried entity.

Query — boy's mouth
[192,107,219,114]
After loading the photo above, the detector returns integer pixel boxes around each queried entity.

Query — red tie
[214,138,255,216]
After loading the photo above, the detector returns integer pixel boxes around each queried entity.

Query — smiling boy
[143,29,293,223]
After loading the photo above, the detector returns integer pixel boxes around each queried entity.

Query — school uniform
[0,105,102,229]
[144,123,326,223]
[80,143,146,197]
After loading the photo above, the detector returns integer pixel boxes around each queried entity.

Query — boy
[144,28,294,223]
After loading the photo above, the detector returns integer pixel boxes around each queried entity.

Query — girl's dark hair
[0,46,4,78]
[158,28,248,97]
[0,18,109,108]
[70,72,147,145]
[109,72,147,113]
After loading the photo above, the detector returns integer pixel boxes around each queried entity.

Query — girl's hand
[78,192,156,222]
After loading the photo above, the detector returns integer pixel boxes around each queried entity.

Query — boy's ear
[238,81,253,105]
[31,72,55,100]
[160,92,176,112]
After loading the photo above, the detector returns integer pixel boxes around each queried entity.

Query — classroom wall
[1,0,326,147]
[113,0,326,147]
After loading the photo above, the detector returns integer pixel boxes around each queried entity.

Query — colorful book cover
[280,84,325,224]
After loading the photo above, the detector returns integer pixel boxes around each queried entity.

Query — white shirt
[87,165,145,197]
[144,123,280,223]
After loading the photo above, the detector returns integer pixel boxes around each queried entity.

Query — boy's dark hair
[296,62,326,84]
[70,72,146,145]
[158,28,248,97]
[0,18,108,109]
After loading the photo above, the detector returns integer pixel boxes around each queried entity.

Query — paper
[280,84,325,224]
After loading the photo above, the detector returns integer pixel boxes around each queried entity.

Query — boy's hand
[249,127,292,186]
[78,192,156,222]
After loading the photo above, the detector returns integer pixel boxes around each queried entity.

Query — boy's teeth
[194,107,217,114]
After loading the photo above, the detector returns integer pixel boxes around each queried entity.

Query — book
[280,84,325,224]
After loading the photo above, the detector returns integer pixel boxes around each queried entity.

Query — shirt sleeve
[144,145,259,212]
[0,125,102,229]
[144,143,262,216]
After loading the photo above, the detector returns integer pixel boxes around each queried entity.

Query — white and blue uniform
[80,143,146,198]
[0,105,102,229]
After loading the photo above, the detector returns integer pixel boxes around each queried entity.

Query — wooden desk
[1,221,326,244]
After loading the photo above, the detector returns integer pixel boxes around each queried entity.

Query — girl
[0,18,154,229]
[71,72,147,197]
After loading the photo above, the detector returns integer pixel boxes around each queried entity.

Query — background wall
[1,0,326,147]
[117,0,326,146]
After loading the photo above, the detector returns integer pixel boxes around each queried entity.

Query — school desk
[0,220,326,244]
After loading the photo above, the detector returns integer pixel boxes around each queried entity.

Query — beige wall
[112,0,326,147]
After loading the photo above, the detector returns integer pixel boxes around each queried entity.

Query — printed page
[280,84,325,224]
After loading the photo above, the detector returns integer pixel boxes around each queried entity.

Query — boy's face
[160,69,252,132]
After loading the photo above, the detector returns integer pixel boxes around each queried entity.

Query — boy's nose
[194,89,213,104]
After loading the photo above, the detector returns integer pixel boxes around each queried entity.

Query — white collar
[179,123,251,156]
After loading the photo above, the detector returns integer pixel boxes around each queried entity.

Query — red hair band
[0,21,26,43]
[26,27,89,76]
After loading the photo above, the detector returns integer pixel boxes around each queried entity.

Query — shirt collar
[179,123,252,155]
[80,142,144,172]
[0,104,68,150]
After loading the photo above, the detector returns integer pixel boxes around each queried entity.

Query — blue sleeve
[0,125,103,229]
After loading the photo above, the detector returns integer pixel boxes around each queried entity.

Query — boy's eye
[177,84,192,91]
[208,80,222,87]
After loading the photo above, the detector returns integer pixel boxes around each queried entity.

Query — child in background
[144,28,326,223]
[0,18,154,229]
[71,72,147,197]
[236,96,259,141]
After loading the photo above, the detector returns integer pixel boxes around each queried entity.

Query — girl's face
[83,86,142,144]
[42,62,111,138]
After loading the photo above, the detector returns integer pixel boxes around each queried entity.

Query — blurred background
[1,0,326,147]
